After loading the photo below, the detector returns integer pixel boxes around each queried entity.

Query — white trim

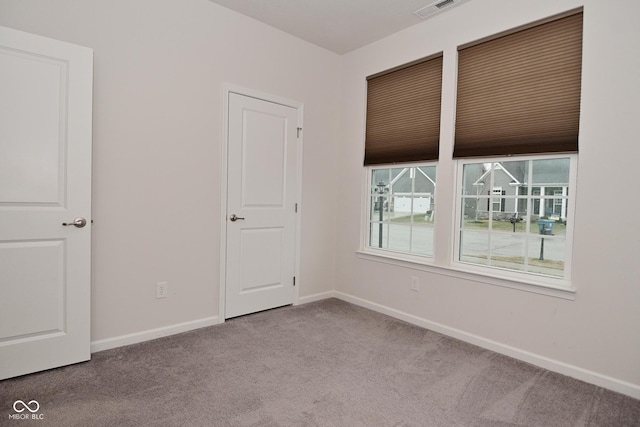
[218,85,230,324]
[474,163,521,187]
[219,83,303,321]
[296,291,336,305]
[294,104,304,306]
[90,316,221,353]
[389,167,408,186]
[416,166,436,185]
[333,291,640,400]
[89,291,640,398]
[356,250,575,299]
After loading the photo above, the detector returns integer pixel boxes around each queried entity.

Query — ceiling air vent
[414,0,472,20]
[435,0,455,8]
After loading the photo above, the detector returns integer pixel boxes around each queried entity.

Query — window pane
[490,234,528,272]
[369,222,388,249]
[411,190,435,256]
[411,224,434,257]
[488,209,530,270]
[368,164,436,257]
[461,197,483,224]
[458,156,573,280]
[460,229,490,266]
[388,224,411,253]
[371,169,391,191]
[370,196,391,221]
[532,158,570,184]
[462,163,486,195]
[532,215,566,277]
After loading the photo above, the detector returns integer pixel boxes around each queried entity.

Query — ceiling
[207,0,467,54]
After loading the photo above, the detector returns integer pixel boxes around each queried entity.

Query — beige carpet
[1,299,639,426]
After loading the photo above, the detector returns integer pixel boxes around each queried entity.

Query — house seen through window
[457,156,574,279]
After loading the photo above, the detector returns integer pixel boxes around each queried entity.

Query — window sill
[356,250,576,300]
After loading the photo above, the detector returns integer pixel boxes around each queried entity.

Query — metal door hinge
[293,276,296,286]
[297,127,302,138]
[295,203,298,213]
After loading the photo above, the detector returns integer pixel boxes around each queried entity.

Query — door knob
[229,214,245,222]
[62,217,87,228]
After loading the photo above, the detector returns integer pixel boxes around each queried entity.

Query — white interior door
[225,92,299,319]
[0,26,93,379]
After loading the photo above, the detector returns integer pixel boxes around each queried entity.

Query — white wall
[338,0,640,397]
[0,0,340,342]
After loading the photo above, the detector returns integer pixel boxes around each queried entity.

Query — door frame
[218,84,303,321]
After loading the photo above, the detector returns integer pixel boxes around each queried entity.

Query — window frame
[453,153,578,290]
[361,161,438,263]
[357,154,578,299]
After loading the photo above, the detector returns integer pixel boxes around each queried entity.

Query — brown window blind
[364,54,443,165]
[454,11,583,158]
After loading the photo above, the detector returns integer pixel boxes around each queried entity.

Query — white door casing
[223,90,301,319]
[0,26,93,379]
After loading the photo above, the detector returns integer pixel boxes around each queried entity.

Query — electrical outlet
[156,282,168,299]
[411,276,420,292]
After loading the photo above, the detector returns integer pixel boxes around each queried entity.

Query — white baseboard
[91,315,221,353]
[296,290,336,305]
[334,291,640,400]
[90,291,338,354]
[88,293,640,399]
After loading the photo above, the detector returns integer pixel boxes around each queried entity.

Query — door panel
[0,240,65,341]
[0,48,66,203]
[225,93,298,319]
[0,26,93,379]
[241,109,287,207]
[239,228,284,291]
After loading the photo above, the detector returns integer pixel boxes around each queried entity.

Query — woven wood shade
[364,55,443,165]
[454,12,583,158]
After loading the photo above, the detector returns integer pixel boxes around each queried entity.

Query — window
[360,10,582,293]
[491,187,504,212]
[452,11,582,287]
[363,53,443,259]
[456,155,575,280]
[368,165,436,257]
